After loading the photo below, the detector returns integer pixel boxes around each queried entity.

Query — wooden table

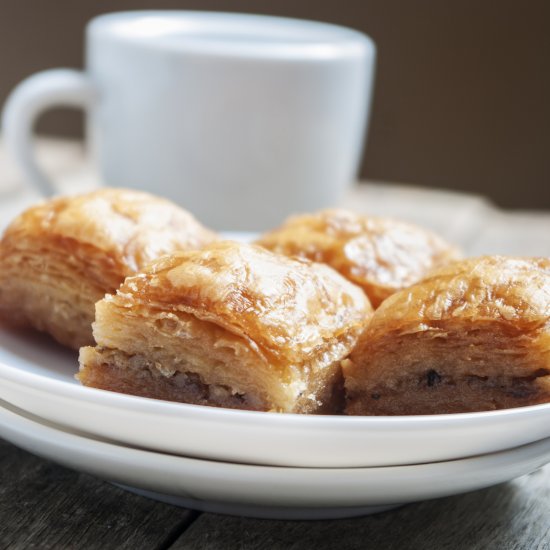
[1,138,549,549]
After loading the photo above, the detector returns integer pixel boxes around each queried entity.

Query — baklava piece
[78,241,372,413]
[256,208,459,307]
[344,256,550,415]
[0,188,217,349]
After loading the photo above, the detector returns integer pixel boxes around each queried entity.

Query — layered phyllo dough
[0,189,217,348]
[79,241,372,413]
[344,256,550,415]
[256,208,459,308]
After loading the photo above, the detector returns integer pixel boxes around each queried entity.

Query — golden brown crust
[79,241,373,413]
[256,209,460,308]
[344,256,550,415]
[116,241,371,368]
[0,189,217,348]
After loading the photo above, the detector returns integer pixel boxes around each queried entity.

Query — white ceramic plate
[1,323,550,468]
[1,399,549,521]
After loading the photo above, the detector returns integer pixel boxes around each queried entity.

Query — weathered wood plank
[0,439,196,550]
[173,465,550,550]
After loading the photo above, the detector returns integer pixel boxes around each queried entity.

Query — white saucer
[1,398,549,520]
[1,323,550,468]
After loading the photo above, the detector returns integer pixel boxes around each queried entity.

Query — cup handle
[1,69,97,196]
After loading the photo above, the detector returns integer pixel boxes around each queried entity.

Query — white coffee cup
[2,11,375,230]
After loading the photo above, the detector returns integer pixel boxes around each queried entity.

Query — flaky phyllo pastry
[78,241,373,413]
[343,256,550,415]
[0,189,217,349]
[256,208,459,308]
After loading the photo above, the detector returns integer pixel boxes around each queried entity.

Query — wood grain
[173,466,550,550]
[0,439,196,550]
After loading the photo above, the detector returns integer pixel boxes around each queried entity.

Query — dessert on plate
[78,241,372,413]
[0,188,217,349]
[256,208,460,308]
[343,256,550,415]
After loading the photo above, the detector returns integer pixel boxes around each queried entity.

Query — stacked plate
[1,323,550,520]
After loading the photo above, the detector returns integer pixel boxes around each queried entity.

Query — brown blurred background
[1,1,549,208]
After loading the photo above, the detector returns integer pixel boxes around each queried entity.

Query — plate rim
[2,395,550,513]
[2,396,550,474]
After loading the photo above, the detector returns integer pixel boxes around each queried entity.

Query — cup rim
[87,10,375,60]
